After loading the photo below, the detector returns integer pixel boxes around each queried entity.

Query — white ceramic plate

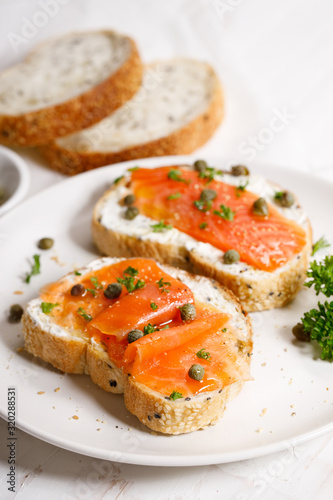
[0,155,332,466]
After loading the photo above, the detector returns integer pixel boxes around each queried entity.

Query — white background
[1,0,333,498]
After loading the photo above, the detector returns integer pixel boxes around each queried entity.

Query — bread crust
[91,178,312,312]
[0,32,143,147]
[22,258,252,434]
[38,65,224,175]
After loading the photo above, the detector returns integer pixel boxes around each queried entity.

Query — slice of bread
[22,257,252,435]
[0,31,143,147]
[38,59,224,175]
[92,165,312,312]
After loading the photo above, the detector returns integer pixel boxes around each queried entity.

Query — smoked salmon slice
[131,167,307,272]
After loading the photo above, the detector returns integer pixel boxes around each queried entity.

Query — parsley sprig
[301,301,333,360]
[213,204,235,221]
[305,256,333,297]
[25,254,41,283]
[196,348,211,360]
[169,391,183,401]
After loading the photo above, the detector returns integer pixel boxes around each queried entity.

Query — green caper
[292,323,311,342]
[275,191,295,208]
[123,194,136,206]
[200,189,217,202]
[193,160,208,172]
[223,249,240,264]
[8,304,24,323]
[38,237,54,250]
[188,364,205,381]
[179,303,196,322]
[124,206,139,220]
[230,165,249,176]
[104,283,122,299]
[71,284,85,296]
[253,197,269,216]
[128,329,144,343]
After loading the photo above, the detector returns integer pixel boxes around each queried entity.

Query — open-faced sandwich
[92,162,312,312]
[22,257,252,434]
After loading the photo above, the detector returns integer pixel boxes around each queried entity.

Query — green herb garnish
[301,301,333,360]
[150,302,158,311]
[312,236,330,256]
[151,220,173,232]
[198,166,224,184]
[117,275,145,293]
[305,256,333,297]
[86,288,96,297]
[213,205,235,221]
[156,277,171,293]
[222,328,227,332]
[199,222,208,230]
[41,302,58,314]
[90,277,103,289]
[167,192,181,200]
[274,191,284,201]
[74,270,81,276]
[25,254,41,283]
[167,169,188,183]
[113,175,124,184]
[169,391,183,401]
[143,323,155,335]
[128,166,140,172]
[77,307,92,322]
[196,348,211,360]
[193,200,212,212]
[236,180,249,197]
[123,266,139,277]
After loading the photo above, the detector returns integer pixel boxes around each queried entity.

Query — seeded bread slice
[22,257,252,434]
[0,31,143,147]
[39,59,224,175]
[91,168,312,312]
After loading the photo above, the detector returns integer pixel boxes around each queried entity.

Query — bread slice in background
[39,59,224,175]
[0,31,143,147]
[92,167,312,312]
[22,257,252,434]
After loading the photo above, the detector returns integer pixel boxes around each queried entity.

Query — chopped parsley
[193,200,212,212]
[25,254,41,283]
[77,307,92,322]
[222,328,227,332]
[86,288,97,297]
[41,302,58,314]
[151,220,173,232]
[123,266,139,277]
[90,277,103,289]
[312,236,330,256]
[156,277,171,293]
[213,204,235,221]
[127,166,140,172]
[74,270,82,276]
[117,275,145,293]
[113,175,124,184]
[236,180,249,197]
[196,348,211,360]
[167,192,181,200]
[199,222,208,230]
[143,323,155,335]
[198,166,224,184]
[305,256,333,297]
[169,391,183,401]
[167,169,188,184]
[150,302,158,311]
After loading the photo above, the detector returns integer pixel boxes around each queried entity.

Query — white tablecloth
[1,1,333,498]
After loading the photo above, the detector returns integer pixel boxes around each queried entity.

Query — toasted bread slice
[0,31,143,147]
[92,165,312,312]
[38,59,223,175]
[22,257,252,434]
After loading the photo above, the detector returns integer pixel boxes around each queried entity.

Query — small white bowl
[0,146,30,216]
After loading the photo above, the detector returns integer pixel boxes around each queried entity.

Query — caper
[230,165,249,176]
[188,364,205,381]
[104,283,122,299]
[223,249,240,264]
[38,237,54,250]
[275,191,295,208]
[179,303,196,322]
[71,283,85,296]
[253,197,269,216]
[123,194,136,206]
[200,189,217,202]
[8,304,24,323]
[292,323,311,342]
[193,160,207,172]
[128,329,144,343]
[124,206,139,220]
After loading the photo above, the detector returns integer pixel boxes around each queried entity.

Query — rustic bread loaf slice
[22,257,252,434]
[0,31,143,147]
[39,59,224,175]
[92,165,312,312]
